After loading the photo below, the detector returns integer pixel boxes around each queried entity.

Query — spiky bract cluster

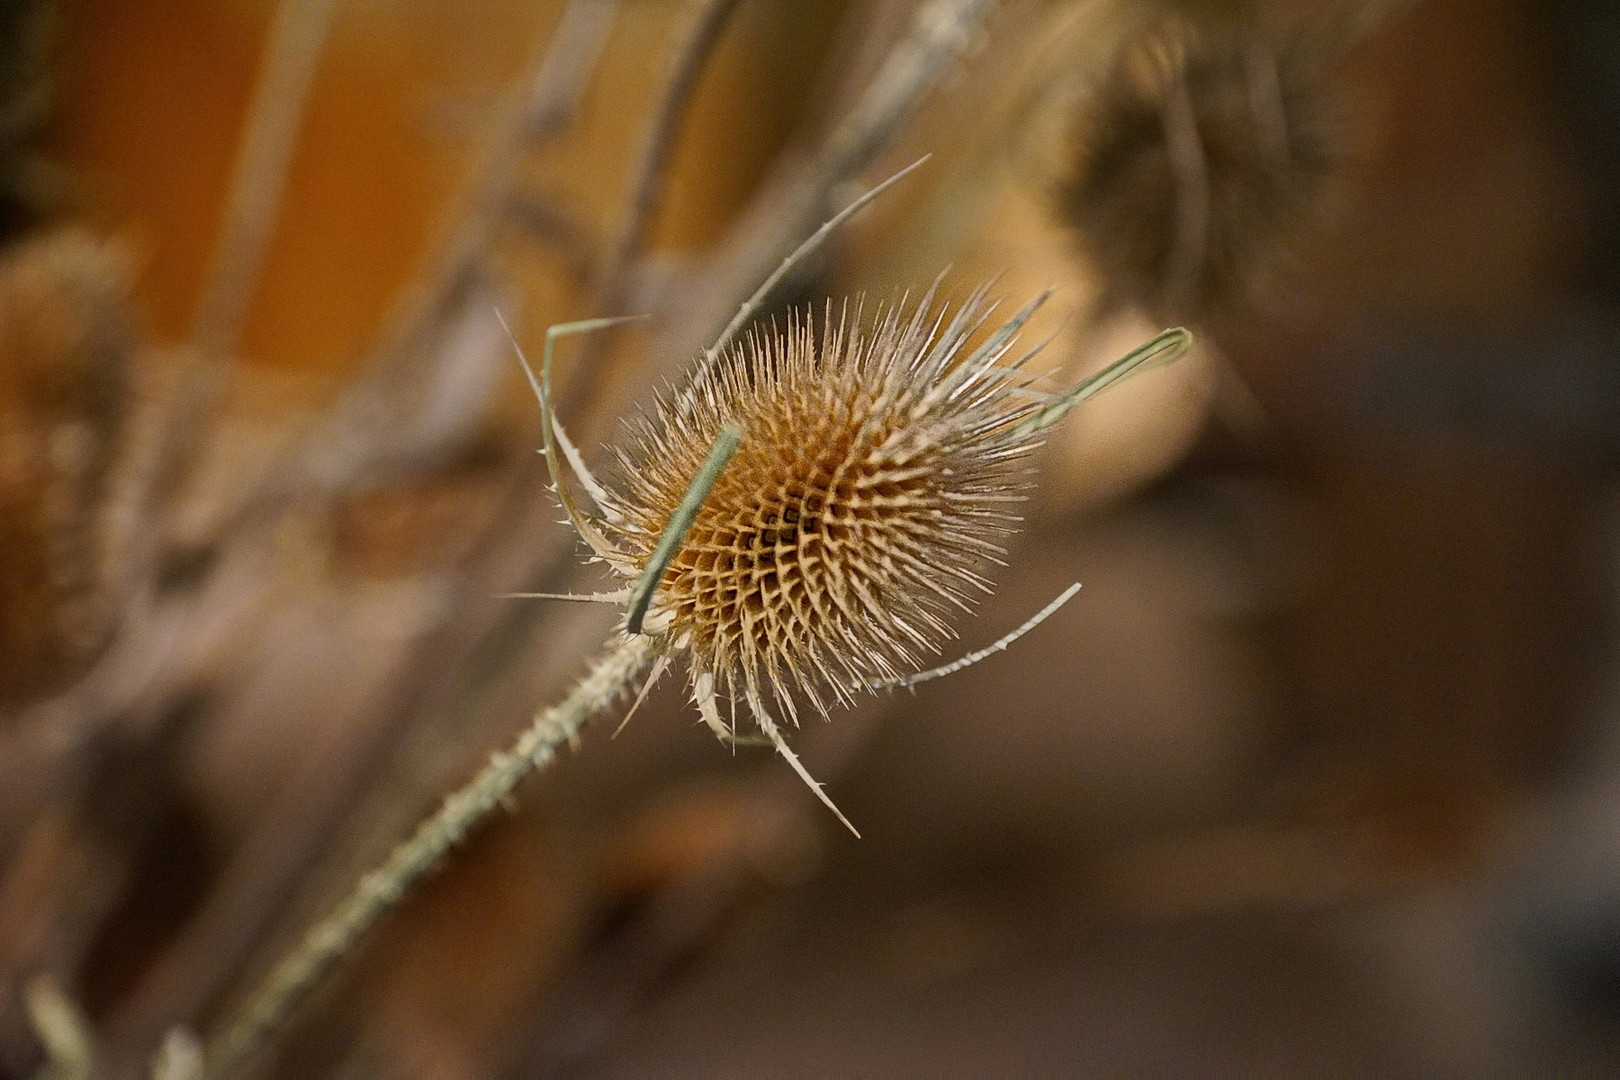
[606,291,1048,724]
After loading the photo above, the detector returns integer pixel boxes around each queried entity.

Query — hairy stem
[197,633,660,1079]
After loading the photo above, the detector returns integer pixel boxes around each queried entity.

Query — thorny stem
[196,634,660,1080]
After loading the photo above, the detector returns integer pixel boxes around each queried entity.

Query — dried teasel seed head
[604,286,1052,724]
[512,260,1184,831]
[1055,16,1336,322]
[0,229,131,711]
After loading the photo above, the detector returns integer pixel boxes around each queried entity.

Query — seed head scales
[601,286,1052,725]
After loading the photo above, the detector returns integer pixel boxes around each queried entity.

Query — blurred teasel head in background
[1053,12,1339,323]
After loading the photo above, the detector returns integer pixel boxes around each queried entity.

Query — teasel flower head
[512,274,1186,834]
[611,287,1046,721]
[501,163,1190,833]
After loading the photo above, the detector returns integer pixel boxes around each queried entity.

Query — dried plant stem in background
[559,0,742,419]
[654,0,1000,368]
[352,0,614,378]
[23,975,93,1080]
[186,0,339,358]
[201,634,659,1079]
[40,10,629,1063]
[196,0,622,544]
[594,0,741,298]
[145,0,340,515]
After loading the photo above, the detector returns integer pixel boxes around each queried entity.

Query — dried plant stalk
[200,633,659,1079]
[146,0,340,516]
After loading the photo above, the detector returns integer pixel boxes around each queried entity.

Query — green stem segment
[625,423,742,635]
[1013,327,1193,440]
[200,633,660,1079]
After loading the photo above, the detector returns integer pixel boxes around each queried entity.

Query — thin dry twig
[596,0,742,301]
[192,0,623,546]
[524,0,622,137]
[356,0,618,391]
[652,0,999,368]
[144,0,341,516]
[559,0,743,420]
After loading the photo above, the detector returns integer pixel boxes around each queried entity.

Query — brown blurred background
[1,0,1619,1076]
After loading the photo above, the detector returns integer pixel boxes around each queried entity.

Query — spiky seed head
[604,289,1050,722]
